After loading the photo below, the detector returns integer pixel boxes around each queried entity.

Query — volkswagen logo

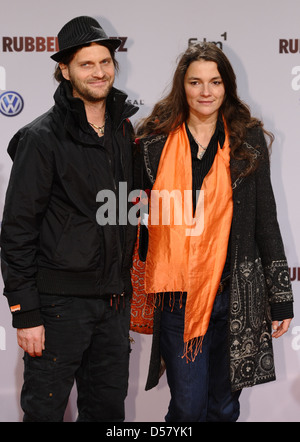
[0,91,24,116]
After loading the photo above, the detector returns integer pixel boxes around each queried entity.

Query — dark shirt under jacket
[185,118,225,212]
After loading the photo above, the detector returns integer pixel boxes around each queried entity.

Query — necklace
[195,140,208,160]
[89,121,105,135]
[188,123,216,160]
[188,131,208,160]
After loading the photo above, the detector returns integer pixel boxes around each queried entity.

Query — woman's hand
[272,318,292,338]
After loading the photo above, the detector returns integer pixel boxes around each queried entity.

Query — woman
[135,42,293,422]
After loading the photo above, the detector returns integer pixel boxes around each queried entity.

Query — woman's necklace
[188,130,208,160]
[194,139,208,160]
[89,121,105,136]
[188,123,215,160]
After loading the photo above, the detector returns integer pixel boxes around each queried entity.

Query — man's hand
[272,318,292,339]
[17,325,45,357]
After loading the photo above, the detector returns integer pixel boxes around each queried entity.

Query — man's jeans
[21,294,131,422]
[160,287,241,422]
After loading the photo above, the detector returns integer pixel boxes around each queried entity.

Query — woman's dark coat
[137,125,293,392]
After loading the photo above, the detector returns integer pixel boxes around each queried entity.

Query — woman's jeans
[21,294,131,422]
[160,287,241,422]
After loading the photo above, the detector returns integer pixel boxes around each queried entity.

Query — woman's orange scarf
[145,122,233,360]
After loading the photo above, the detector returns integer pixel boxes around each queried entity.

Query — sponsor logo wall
[0,0,299,422]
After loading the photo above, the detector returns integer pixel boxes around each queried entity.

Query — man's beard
[69,75,114,103]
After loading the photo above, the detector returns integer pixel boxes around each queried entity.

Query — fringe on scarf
[182,336,204,362]
[151,291,185,313]
[152,292,203,362]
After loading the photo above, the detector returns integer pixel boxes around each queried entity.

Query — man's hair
[53,42,119,82]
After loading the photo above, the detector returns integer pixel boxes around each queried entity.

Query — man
[1,16,138,422]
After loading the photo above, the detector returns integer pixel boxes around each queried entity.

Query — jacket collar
[141,131,258,191]
[54,80,138,144]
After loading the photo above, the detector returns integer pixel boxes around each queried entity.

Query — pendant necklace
[89,121,105,136]
[188,123,216,160]
[195,141,207,160]
[189,131,208,160]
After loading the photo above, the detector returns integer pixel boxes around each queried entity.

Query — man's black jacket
[1,80,138,328]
